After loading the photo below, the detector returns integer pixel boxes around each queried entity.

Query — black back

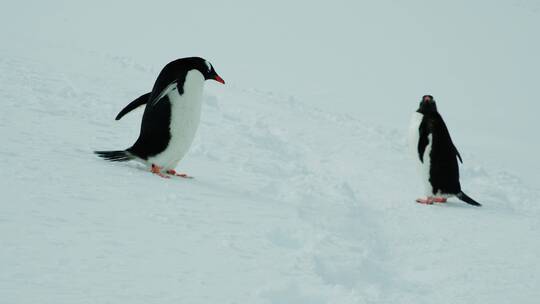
[128,95,173,159]
[417,96,463,195]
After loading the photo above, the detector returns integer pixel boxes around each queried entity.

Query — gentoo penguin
[95,57,225,178]
[408,95,481,206]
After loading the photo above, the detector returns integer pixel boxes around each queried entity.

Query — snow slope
[1,47,539,304]
[1,1,540,303]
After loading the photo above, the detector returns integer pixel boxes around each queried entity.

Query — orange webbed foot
[416,197,435,205]
[151,164,170,179]
[166,169,193,179]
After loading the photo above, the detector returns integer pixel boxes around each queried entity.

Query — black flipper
[438,113,463,164]
[115,92,151,120]
[456,191,482,207]
[94,150,134,162]
[455,146,463,163]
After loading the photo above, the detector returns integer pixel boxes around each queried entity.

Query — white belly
[148,70,204,170]
[408,112,433,196]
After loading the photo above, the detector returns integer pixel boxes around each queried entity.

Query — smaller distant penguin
[95,57,225,178]
[408,95,481,206]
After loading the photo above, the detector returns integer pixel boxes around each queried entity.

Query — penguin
[95,57,225,178]
[408,95,481,206]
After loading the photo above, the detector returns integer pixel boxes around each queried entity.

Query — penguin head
[182,57,225,84]
[199,58,225,84]
[417,95,438,114]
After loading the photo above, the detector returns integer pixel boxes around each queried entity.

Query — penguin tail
[94,150,134,162]
[456,191,482,207]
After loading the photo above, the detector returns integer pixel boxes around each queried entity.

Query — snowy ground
[1,1,540,303]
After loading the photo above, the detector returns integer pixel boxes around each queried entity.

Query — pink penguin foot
[433,197,447,203]
[151,164,170,179]
[416,197,435,205]
[166,169,193,179]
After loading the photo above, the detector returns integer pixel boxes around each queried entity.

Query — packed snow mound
[1,49,539,304]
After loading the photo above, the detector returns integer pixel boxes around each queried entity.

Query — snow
[1,1,539,303]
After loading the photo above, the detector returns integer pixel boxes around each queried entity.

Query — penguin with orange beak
[96,57,225,178]
[408,95,481,206]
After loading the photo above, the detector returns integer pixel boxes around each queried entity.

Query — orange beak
[214,75,225,84]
